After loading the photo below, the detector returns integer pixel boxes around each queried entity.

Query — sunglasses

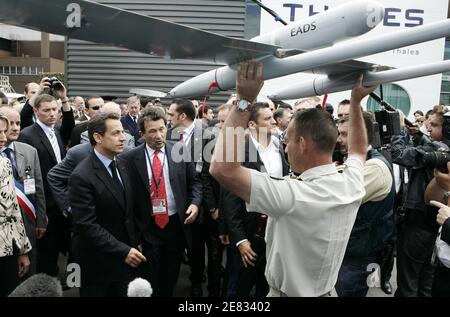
[90,105,102,110]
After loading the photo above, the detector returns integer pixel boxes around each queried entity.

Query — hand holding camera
[44,76,67,99]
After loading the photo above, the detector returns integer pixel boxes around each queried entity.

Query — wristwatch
[237,98,252,112]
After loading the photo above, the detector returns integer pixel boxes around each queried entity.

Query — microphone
[8,273,63,297]
[127,277,153,297]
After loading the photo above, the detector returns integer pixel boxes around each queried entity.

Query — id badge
[24,178,36,195]
[152,198,167,214]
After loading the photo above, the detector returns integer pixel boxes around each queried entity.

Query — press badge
[152,198,167,214]
[24,178,36,195]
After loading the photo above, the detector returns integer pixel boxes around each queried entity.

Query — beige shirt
[248,156,365,297]
[362,158,393,204]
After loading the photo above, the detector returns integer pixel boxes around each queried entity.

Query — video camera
[372,108,401,148]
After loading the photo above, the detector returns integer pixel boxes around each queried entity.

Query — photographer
[390,105,450,297]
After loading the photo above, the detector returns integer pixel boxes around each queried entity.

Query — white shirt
[248,156,365,297]
[250,135,283,178]
[237,136,284,247]
[145,144,177,216]
[36,119,61,163]
[180,121,196,146]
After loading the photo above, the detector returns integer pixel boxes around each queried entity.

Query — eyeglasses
[91,105,102,110]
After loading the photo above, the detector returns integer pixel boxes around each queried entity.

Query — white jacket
[0,157,31,257]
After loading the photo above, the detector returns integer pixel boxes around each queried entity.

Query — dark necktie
[3,148,18,179]
[109,160,123,189]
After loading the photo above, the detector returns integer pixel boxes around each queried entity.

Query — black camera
[45,77,63,90]
[422,151,450,171]
[374,109,401,147]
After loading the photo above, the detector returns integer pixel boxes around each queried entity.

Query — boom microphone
[8,273,63,297]
[127,278,153,297]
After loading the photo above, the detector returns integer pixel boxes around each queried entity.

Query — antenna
[250,0,288,26]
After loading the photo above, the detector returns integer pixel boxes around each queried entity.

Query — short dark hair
[172,99,196,121]
[85,96,102,108]
[24,82,37,94]
[138,107,167,133]
[199,105,212,119]
[431,105,447,125]
[338,99,350,107]
[249,102,269,122]
[414,110,424,117]
[363,111,376,146]
[88,112,120,146]
[34,94,56,109]
[292,108,337,154]
[273,107,288,123]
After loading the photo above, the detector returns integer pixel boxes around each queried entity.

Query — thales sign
[259,0,449,118]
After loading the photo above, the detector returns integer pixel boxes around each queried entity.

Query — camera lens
[423,151,450,170]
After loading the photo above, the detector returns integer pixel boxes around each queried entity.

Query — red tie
[151,150,169,229]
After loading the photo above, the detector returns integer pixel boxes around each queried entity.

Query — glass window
[367,84,411,116]
[245,0,261,39]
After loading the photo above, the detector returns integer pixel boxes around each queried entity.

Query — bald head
[0,106,21,142]
[100,102,121,116]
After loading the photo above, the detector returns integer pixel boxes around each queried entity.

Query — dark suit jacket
[18,114,73,213]
[19,100,34,130]
[442,218,450,245]
[223,138,289,246]
[168,120,217,218]
[68,152,138,284]
[47,143,93,212]
[69,121,88,148]
[121,114,140,146]
[120,141,202,248]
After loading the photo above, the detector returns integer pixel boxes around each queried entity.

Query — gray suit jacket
[13,141,47,230]
[47,143,93,213]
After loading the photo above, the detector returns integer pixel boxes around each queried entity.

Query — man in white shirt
[210,60,376,297]
[222,102,289,296]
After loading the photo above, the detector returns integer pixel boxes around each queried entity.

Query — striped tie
[49,128,61,163]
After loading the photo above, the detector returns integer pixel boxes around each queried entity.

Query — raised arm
[209,60,263,203]
[347,75,377,162]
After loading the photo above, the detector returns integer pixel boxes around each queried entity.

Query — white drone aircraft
[0,0,449,100]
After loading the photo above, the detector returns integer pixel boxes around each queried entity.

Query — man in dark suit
[120,107,202,297]
[18,88,74,276]
[69,96,104,147]
[69,112,146,297]
[47,143,92,216]
[0,106,47,277]
[167,99,221,296]
[222,102,289,297]
[120,96,141,145]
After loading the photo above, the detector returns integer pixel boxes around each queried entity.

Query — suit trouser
[335,255,379,297]
[37,208,71,276]
[0,250,19,297]
[188,214,224,296]
[395,222,437,297]
[432,260,450,297]
[141,215,185,297]
[236,236,269,297]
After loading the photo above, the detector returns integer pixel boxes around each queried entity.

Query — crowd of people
[0,62,449,297]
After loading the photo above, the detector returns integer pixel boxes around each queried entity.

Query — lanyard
[145,147,166,193]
